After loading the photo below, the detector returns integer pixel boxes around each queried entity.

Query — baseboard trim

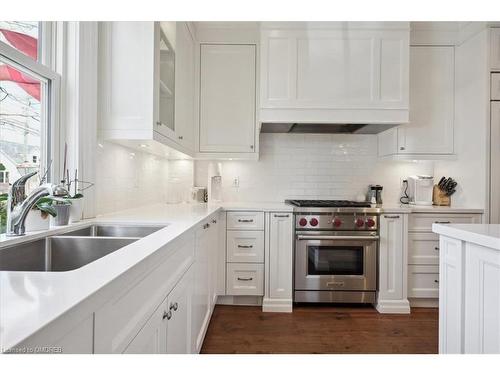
[409,298,439,308]
[262,298,293,313]
[375,299,411,314]
[216,295,262,306]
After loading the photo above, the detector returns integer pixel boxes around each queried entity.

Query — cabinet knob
[434,279,439,284]
[156,121,163,127]
[163,310,172,320]
[400,146,405,151]
[170,302,178,311]
[212,219,217,224]
[178,136,183,140]
[250,145,254,149]
[434,247,440,251]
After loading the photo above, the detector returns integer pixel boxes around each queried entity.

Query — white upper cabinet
[99,22,196,157]
[198,44,257,155]
[491,28,500,71]
[378,45,455,157]
[260,22,410,124]
[174,22,196,150]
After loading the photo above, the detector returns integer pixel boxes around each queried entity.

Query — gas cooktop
[285,199,371,208]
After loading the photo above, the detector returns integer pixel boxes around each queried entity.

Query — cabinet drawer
[492,73,500,100]
[226,263,264,296]
[408,265,439,298]
[409,213,481,232]
[227,211,264,230]
[226,230,264,263]
[408,233,440,265]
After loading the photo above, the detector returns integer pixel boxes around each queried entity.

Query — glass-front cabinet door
[156,22,175,138]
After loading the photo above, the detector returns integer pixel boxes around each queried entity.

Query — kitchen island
[432,223,500,354]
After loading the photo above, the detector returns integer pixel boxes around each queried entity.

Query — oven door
[295,231,378,292]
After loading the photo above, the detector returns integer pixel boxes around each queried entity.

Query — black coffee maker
[367,185,383,205]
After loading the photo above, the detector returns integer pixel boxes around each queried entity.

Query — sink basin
[60,224,165,238]
[0,236,138,272]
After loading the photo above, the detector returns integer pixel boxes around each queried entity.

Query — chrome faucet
[6,172,68,236]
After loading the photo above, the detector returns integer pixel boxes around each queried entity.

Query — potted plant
[26,196,60,231]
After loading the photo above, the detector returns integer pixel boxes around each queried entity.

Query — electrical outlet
[232,177,239,188]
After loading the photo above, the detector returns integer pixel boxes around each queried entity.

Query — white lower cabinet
[93,213,220,354]
[123,298,168,354]
[191,215,219,353]
[408,265,440,298]
[376,213,410,314]
[226,263,264,296]
[439,235,465,353]
[408,212,482,308]
[124,265,194,354]
[266,213,293,305]
[166,266,194,353]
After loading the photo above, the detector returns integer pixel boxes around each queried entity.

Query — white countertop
[433,223,500,251]
[0,203,222,351]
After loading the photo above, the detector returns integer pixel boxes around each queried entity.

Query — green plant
[34,196,71,218]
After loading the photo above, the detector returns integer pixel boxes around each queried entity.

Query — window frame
[0,22,61,184]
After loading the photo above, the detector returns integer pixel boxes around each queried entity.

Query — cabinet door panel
[491,28,500,71]
[175,22,195,149]
[191,223,211,352]
[199,44,256,153]
[399,46,454,154]
[166,266,193,354]
[123,300,167,354]
[378,214,404,300]
[268,213,293,300]
[490,102,500,223]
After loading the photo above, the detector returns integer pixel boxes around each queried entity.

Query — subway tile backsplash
[95,141,194,215]
[195,134,434,204]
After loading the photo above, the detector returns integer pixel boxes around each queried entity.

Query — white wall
[195,133,434,204]
[95,141,194,215]
[434,29,489,210]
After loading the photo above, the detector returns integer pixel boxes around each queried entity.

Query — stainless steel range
[286,200,381,304]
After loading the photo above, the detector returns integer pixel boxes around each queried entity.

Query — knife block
[433,185,451,206]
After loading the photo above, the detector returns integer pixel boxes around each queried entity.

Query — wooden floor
[201,304,438,354]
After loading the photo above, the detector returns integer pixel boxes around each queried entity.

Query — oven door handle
[296,235,379,241]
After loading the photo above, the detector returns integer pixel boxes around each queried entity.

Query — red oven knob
[299,218,308,227]
[355,218,365,228]
[366,218,375,228]
[332,217,342,227]
[309,218,319,227]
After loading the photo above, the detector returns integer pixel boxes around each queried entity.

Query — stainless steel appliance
[285,200,380,304]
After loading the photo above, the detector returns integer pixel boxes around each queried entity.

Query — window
[0,21,59,233]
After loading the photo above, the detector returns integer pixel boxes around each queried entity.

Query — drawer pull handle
[169,302,178,311]
[237,277,253,281]
[238,219,254,223]
[434,280,439,284]
[274,214,289,218]
[238,245,253,248]
[434,247,440,251]
[384,215,400,219]
[434,221,451,224]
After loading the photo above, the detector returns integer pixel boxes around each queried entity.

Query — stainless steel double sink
[0,225,165,272]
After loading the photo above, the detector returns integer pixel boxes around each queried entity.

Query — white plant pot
[69,198,84,223]
[25,210,50,232]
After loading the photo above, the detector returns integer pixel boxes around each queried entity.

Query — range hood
[260,123,399,135]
